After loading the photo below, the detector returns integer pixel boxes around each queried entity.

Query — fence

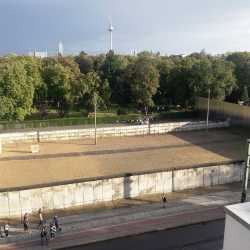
[196,97,250,126]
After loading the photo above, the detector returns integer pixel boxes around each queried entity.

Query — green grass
[0,114,141,130]
[0,110,198,131]
[154,110,199,120]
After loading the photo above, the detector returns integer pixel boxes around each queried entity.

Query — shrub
[117,108,129,115]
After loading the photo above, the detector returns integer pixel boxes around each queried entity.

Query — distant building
[28,51,48,58]
[58,41,64,56]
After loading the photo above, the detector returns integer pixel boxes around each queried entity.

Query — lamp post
[94,94,97,145]
[241,139,250,202]
[206,88,210,132]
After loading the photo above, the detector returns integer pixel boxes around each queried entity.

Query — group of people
[39,217,61,245]
[0,209,62,246]
[0,223,9,238]
[37,209,62,245]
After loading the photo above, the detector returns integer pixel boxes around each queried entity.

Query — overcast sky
[1,0,250,55]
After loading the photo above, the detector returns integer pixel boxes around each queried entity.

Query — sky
[1,0,250,55]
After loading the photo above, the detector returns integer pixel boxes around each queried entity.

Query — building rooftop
[225,202,250,230]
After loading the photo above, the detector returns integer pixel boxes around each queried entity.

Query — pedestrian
[162,194,167,208]
[4,223,9,237]
[40,225,48,245]
[49,222,56,239]
[0,226,4,238]
[53,215,61,232]
[38,208,44,229]
[23,213,29,232]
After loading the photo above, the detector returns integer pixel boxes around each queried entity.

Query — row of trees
[0,50,250,121]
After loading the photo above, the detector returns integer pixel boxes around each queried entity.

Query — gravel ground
[0,128,246,189]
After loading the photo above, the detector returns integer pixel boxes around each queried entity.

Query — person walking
[4,223,9,237]
[40,225,48,245]
[38,208,44,229]
[49,222,56,239]
[23,213,29,232]
[162,194,167,208]
[53,215,61,232]
[0,226,4,238]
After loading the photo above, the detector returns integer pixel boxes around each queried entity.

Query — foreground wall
[0,120,229,144]
[0,161,243,218]
[223,203,250,250]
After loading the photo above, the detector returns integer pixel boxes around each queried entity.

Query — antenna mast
[108,22,114,51]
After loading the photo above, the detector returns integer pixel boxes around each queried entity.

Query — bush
[155,111,199,121]
[117,108,129,115]
[81,110,89,117]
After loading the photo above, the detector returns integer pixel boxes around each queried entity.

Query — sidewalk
[0,184,247,250]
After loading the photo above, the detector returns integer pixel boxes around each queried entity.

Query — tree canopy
[0,57,35,120]
[0,51,245,120]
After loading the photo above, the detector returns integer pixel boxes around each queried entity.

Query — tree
[167,57,195,107]
[42,62,74,116]
[242,85,249,102]
[226,52,250,102]
[75,52,94,74]
[0,58,35,120]
[20,56,45,112]
[100,51,128,104]
[154,57,175,107]
[73,72,103,112]
[189,58,236,101]
[99,79,111,109]
[127,55,160,114]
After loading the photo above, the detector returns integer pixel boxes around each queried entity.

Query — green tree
[99,78,111,109]
[42,62,74,116]
[73,72,103,112]
[189,58,236,101]
[242,85,249,102]
[167,57,195,107]
[101,51,128,104]
[226,52,250,102]
[20,56,45,112]
[75,51,94,74]
[0,59,35,120]
[127,55,160,114]
[154,57,175,107]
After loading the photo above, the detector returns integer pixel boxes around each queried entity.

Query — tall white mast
[108,22,114,51]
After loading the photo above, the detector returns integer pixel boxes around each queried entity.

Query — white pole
[110,30,113,51]
[206,88,210,132]
[94,98,97,145]
[241,139,250,202]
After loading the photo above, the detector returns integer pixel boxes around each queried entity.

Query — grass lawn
[0,110,198,131]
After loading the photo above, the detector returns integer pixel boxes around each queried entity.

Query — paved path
[66,219,225,250]
[0,185,248,250]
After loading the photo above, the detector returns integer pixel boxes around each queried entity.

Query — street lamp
[241,139,250,203]
[206,88,210,132]
[94,94,97,145]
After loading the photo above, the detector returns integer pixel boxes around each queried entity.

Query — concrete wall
[0,120,229,144]
[196,97,250,126]
[0,161,243,218]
